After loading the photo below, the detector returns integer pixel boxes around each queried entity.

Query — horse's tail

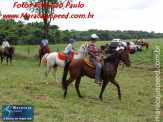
[62,61,72,90]
[40,54,49,67]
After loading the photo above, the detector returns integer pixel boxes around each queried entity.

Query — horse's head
[78,43,88,54]
[40,43,44,48]
[118,49,131,66]
[9,47,15,55]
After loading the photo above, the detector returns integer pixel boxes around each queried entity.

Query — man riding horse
[88,34,102,85]
[39,36,50,54]
[1,38,10,57]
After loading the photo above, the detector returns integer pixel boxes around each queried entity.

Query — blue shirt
[42,39,48,46]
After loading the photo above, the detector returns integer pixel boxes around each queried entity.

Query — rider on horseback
[88,34,101,84]
[64,39,75,63]
[2,38,10,57]
[41,36,50,53]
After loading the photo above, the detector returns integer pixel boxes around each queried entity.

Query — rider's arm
[2,42,4,48]
[7,42,10,47]
[89,52,100,62]
[46,40,48,46]
[69,45,74,52]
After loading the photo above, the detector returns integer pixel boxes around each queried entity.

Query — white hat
[118,43,121,46]
[91,34,98,39]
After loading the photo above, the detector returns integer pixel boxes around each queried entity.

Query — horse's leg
[64,77,75,98]
[99,80,109,100]
[75,77,83,98]
[45,65,52,84]
[7,57,8,65]
[39,54,41,66]
[10,56,12,65]
[111,79,121,100]
[1,56,4,65]
[1,56,2,65]
[53,65,59,84]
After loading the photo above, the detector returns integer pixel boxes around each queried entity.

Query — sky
[0,0,163,33]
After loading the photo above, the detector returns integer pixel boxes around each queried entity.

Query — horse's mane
[104,50,119,63]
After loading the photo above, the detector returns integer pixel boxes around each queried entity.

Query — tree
[28,0,72,38]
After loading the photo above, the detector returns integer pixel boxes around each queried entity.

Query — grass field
[0,39,163,122]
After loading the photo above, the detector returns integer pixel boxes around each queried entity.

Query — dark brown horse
[62,49,131,100]
[39,43,47,66]
[134,40,149,50]
[0,47,15,65]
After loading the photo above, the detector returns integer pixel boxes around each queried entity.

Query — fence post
[151,50,154,65]
[28,46,30,55]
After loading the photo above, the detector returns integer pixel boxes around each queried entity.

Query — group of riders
[39,34,131,85]
[2,34,131,85]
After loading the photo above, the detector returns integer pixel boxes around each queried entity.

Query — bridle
[76,44,88,54]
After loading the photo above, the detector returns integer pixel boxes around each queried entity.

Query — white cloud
[0,0,163,32]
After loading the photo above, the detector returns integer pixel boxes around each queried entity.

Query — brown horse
[62,49,131,100]
[0,47,15,65]
[134,40,149,50]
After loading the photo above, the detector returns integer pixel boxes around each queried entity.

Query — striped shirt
[88,41,99,59]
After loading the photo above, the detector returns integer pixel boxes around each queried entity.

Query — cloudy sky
[0,0,163,33]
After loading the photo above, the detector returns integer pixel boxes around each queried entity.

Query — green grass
[0,39,163,121]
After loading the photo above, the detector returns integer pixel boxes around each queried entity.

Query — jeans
[90,56,101,81]
[65,53,69,62]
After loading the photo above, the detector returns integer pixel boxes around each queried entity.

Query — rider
[104,44,112,57]
[88,34,101,84]
[140,38,144,43]
[126,42,131,54]
[64,38,75,63]
[116,43,124,51]
[2,38,10,57]
[41,36,50,53]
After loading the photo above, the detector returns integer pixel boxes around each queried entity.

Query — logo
[2,105,33,121]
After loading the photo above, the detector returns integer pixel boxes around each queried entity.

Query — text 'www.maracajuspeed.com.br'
[2,12,94,20]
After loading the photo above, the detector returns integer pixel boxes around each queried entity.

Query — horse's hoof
[79,96,84,98]
[56,82,59,85]
[99,97,103,101]
[45,82,48,85]
[118,96,121,101]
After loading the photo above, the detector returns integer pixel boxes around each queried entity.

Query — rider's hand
[96,58,100,62]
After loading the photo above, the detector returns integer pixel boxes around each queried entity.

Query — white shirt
[64,43,74,53]
[116,46,124,51]
[2,41,10,48]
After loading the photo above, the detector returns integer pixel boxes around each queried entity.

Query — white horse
[41,44,88,84]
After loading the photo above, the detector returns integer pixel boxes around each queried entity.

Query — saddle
[84,59,104,68]
[58,51,74,61]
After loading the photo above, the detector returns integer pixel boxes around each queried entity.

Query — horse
[40,43,88,85]
[0,47,15,65]
[134,40,149,50]
[62,49,131,100]
[39,43,47,66]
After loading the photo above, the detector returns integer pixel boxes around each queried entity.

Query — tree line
[0,19,163,45]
